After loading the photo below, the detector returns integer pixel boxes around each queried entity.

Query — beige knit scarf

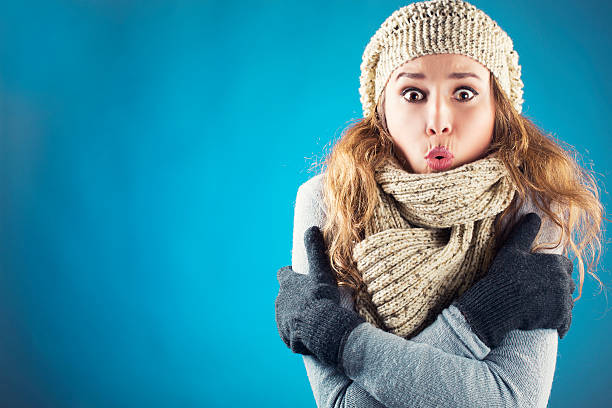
[352,155,517,339]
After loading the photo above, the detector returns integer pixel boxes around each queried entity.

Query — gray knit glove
[453,213,576,349]
[275,226,366,368]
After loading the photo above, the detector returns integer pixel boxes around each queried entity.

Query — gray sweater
[291,173,565,408]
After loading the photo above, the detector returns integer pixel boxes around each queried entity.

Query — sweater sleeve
[290,174,562,408]
[291,175,386,408]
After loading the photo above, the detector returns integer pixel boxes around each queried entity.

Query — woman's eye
[401,87,479,103]
[454,87,478,102]
[401,88,425,102]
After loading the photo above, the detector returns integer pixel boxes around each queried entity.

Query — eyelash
[400,86,479,103]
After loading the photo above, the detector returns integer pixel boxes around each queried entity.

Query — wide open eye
[401,88,425,103]
[454,87,478,102]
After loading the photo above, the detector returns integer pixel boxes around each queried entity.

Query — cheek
[470,108,494,135]
[458,105,495,154]
[386,104,419,142]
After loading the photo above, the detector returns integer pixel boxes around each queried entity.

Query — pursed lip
[424,146,454,171]
[425,146,454,160]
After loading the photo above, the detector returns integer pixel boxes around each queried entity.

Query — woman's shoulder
[505,192,567,255]
[296,172,325,200]
[292,172,355,306]
[295,172,327,218]
[291,172,327,276]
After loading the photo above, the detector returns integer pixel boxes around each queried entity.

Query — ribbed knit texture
[352,155,517,338]
[359,0,524,117]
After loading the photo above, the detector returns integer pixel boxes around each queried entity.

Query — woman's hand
[453,212,576,348]
[275,226,366,368]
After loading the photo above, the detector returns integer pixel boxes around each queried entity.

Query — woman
[275,1,604,407]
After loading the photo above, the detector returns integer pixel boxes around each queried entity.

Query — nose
[426,93,452,136]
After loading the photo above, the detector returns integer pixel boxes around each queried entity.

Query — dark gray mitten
[453,212,576,348]
[275,226,366,367]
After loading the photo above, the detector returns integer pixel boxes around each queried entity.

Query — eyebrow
[395,72,482,81]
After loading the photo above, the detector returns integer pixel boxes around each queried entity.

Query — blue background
[1,0,610,407]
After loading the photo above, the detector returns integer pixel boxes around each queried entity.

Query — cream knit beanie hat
[359,0,524,118]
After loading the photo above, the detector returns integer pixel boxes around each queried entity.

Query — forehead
[392,54,490,81]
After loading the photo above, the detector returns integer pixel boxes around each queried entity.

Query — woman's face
[382,53,496,174]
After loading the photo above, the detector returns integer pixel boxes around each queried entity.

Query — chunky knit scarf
[352,155,517,339]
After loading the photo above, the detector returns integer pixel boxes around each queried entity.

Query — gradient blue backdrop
[0,0,610,407]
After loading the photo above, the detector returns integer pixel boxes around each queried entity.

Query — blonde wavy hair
[316,71,607,307]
